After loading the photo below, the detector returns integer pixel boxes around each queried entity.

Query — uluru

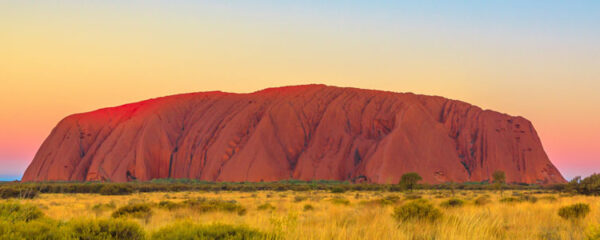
[22,85,565,184]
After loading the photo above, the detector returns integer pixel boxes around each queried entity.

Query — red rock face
[22,85,565,184]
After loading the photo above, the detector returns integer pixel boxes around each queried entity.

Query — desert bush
[329,197,350,205]
[0,187,39,199]
[330,187,346,193]
[68,218,145,240]
[151,222,269,240]
[558,203,590,221]
[184,198,247,216]
[303,204,314,211]
[111,203,152,219]
[293,195,307,202]
[392,199,442,222]
[440,198,465,208]
[0,202,44,222]
[99,184,134,195]
[0,219,65,239]
[257,203,276,211]
[474,196,491,206]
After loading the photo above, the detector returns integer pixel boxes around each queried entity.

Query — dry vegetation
[2,189,599,239]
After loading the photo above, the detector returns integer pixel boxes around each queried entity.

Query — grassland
[3,189,599,239]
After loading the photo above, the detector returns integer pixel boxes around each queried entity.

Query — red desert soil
[22,85,565,184]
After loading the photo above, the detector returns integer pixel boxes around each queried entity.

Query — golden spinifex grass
[5,190,600,239]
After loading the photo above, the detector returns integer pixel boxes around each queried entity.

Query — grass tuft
[392,199,442,222]
[558,203,590,221]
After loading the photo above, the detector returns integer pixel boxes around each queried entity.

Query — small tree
[492,170,506,195]
[399,172,422,192]
[565,176,581,193]
[578,173,600,195]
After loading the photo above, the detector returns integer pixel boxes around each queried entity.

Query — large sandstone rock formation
[22,85,565,184]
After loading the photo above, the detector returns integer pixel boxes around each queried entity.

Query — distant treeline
[0,174,597,198]
[0,179,553,198]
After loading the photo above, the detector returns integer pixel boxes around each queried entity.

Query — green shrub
[151,222,269,240]
[0,219,66,239]
[68,218,145,240]
[440,198,465,208]
[99,185,134,195]
[111,203,152,219]
[257,203,276,211]
[303,204,314,211]
[0,202,44,222]
[392,199,442,222]
[558,203,590,220]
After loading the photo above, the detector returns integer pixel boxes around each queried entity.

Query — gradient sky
[1,1,599,181]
